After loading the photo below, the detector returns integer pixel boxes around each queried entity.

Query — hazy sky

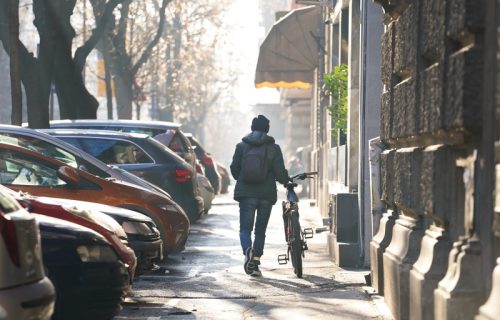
[227,0,280,108]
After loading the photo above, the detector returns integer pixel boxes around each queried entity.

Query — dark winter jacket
[230,131,289,204]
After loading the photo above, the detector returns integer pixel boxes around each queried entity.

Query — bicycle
[278,172,317,278]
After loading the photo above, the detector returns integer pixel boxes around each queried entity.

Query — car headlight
[76,245,118,262]
[121,221,155,235]
[157,203,178,212]
[151,225,160,235]
[63,205,128,239]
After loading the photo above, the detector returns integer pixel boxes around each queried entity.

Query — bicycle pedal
[303,228,314,239]
[277,254,288,265]
[303,243,309,251]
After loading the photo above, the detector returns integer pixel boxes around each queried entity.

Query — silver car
[0,185,55,320]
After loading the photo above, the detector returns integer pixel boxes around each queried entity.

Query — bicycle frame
[277,172,316,277]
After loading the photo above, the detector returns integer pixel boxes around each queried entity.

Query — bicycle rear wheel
[289,211,303,278]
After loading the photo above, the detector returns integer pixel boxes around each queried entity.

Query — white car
[197,173,215,214]
[0,185,55,320]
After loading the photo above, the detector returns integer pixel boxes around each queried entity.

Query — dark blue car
[42,129,204,223]
[35,214,129,320]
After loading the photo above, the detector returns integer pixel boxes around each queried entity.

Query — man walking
[230,115,289,277]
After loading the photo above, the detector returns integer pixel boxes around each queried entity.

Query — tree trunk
[113,72,134,119]
[8,0,22,125]
[0,0,49,128]
[53,41,99,119]
[93,0,170,120]
[22,65,49,128]
[41,0,98,119]
[104,54,113,119]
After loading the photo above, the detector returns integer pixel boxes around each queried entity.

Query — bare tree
[90,0,171,119]
[50,0,123,119]
[0,0,121,127]
[0,0,49,127]
[154,0,235,138]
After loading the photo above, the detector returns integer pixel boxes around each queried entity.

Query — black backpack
[240,144,269,183]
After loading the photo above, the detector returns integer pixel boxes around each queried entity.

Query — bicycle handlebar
[289,171,318,182]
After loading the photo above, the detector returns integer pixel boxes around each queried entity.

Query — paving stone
[116,192,391,319]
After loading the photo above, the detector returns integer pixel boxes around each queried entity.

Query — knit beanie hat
[251,115,270,133]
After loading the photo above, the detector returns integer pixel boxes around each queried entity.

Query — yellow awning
[254,6,321,89]
[255,81,311,89]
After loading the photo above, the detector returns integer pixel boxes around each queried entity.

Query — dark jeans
[239,197,273,257]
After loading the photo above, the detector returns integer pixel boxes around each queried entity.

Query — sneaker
[244,247,255,275]
[250,265,262,277]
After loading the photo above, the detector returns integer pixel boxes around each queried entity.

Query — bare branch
[131,0,171,76]
[74,0,123,72]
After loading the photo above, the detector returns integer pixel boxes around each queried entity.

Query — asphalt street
[115,190,391,320]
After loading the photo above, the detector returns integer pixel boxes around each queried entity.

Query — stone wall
[372,0,497,319]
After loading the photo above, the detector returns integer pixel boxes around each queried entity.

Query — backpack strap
[242,142,251,155]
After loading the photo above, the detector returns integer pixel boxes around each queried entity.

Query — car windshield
[154,130,189,156]
[146,136,185,163]
[0,133,78,168]
[0,149,66,186]
[60,137,153,165]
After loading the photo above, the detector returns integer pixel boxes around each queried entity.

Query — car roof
[49,119,181,129]
[0,125,114,171]
[0,141,160,194]
[0,125,178,194]
[41,128,188,164]
[40,128,151,139]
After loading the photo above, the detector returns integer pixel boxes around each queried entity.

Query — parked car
[99,204,163,274]
[0,125,173,198]
[288,145,311,197]
[0,306,6,320]
[48,119,197,169]
[216,161,231,194]
[0,185,55,320]
[11,193,138,280]
[36,197,163,275]
[0,142,189,257]
[185,133,221,194]
[35,214,129,320]
[43,129,204,222]
[197,173,215,214]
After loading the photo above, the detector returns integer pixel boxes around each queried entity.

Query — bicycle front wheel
[289,211,303,278]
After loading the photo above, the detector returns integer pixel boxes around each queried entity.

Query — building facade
[370,1,499,319]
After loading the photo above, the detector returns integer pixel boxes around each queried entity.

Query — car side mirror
[17,198,33,211]
[57,166,80,186]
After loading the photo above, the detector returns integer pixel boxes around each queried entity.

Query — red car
[0,142,189,257]
[10,191,137,281]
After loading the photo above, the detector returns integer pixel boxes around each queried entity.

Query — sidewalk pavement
[118,190,393,320]
[210,191,394,320]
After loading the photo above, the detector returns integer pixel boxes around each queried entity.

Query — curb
[363,286,394,320]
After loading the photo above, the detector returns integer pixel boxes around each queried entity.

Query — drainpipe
[358,0,368,265]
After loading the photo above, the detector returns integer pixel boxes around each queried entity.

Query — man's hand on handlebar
[289,172,318,181]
